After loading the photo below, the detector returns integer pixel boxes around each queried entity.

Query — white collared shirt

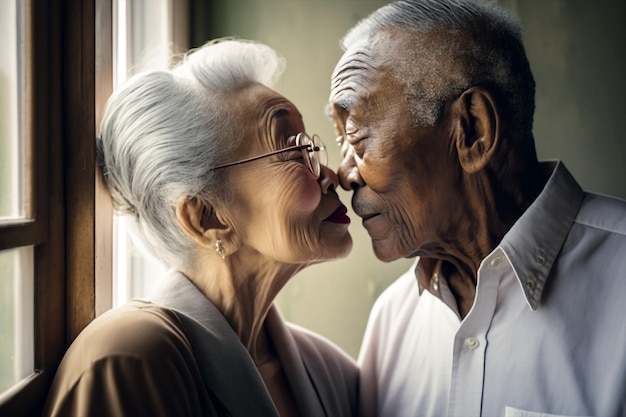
[358,161,626,417]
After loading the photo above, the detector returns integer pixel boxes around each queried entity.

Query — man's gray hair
[342,0,535,131]
[97,39,286,269]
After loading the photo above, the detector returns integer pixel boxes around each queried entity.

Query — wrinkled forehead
[330,44,381,108]
[231,83,304,148]
[329,33,408,114]
[332,43,373,84]
[329,28,459,109]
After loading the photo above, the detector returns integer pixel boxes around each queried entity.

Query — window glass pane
[0,0,25,222]
[112,0,169,307]
[0,246,34,396]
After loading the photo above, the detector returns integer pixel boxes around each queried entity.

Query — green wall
[501,0,626,199]
[190,0,626,358]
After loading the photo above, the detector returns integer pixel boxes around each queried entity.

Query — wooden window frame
[0,0,112,415]
[0,1,189,414]
[0,1,65,414]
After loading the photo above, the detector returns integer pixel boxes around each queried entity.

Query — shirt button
[489,256,502,268]
[536,254,546,266]
[432,272,440,291]
[464,337,479,350]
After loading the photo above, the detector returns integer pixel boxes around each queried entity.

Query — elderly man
[329,1,626,416]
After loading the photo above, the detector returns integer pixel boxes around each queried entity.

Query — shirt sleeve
[357,293,385,417]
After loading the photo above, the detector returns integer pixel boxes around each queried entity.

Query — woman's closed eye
[281,149,306,163]
[288,154,306,163]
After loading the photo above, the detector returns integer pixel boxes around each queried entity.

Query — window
[0,0,65,414]
[0,1,34,395]
[0,2,188,414]
[110,0,188,307]
[0,248,34,396]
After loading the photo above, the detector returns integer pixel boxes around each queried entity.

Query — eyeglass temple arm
[211,144,311,171]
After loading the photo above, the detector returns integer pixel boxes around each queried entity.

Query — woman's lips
[324,205,351,224]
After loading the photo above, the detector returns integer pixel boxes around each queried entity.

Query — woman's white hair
[97,39,286,269]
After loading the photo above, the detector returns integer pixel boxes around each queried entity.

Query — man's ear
[175,196,226,247]
[452,87,500,174]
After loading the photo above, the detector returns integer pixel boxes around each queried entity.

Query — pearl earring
[215,238,226,259]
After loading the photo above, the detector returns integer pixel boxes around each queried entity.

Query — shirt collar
[498,161,584,310]
[416,161,585,311]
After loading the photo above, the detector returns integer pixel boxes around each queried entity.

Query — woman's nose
[318,164,339,194]
[337,148,364,190]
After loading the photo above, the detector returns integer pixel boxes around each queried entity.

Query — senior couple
[43,0,626,416]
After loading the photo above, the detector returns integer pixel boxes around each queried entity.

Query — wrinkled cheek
[388,204,421,255]
[273,219,319,263]
[360,164,397,192]
[295,226,321,260]
[291,177,321,214]
[270,178,321,261]
[272,172,320,214]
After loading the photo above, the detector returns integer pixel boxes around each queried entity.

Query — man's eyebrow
[330,98,353,115]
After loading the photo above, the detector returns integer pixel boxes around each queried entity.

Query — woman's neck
[184,248,298,362]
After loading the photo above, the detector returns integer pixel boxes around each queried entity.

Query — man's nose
[337,147,364,190]
[318,164,339,194]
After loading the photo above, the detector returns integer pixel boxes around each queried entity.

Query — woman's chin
[320,232,353,261]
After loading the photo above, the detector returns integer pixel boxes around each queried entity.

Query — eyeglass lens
[296,133,327,178]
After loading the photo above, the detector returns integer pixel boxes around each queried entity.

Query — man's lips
[351,196,380,222]
[323,205,351,224]
[360,212,380,221]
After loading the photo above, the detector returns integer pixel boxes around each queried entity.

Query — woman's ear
[176,196,226,247]
[452,87,500,174]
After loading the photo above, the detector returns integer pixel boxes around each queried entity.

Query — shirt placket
[447,250,505,417]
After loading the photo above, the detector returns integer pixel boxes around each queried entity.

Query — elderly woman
[43,39,356,417]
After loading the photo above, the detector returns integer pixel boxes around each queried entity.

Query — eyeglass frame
[210,133,328,178]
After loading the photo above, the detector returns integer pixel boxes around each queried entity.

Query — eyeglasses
[211,133,328,179]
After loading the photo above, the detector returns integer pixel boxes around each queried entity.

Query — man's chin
[371,241,403,263]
